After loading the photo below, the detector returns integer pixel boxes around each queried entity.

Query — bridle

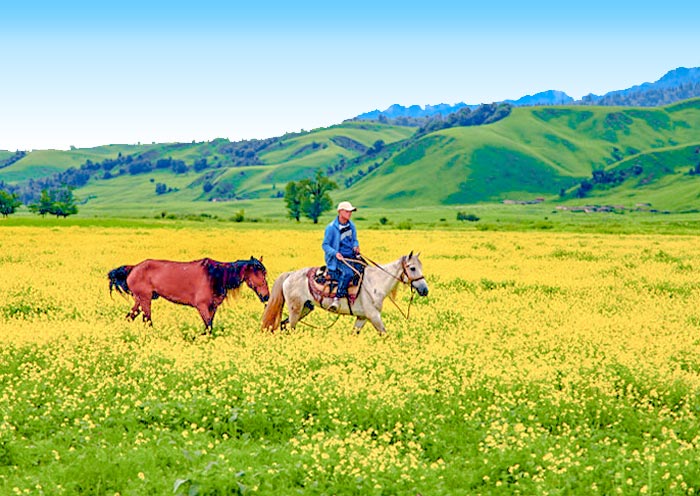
[359,254,424,288]
[399,256,426,287]
[351,254,425,319]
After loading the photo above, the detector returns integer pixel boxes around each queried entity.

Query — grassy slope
[0,144,164,183]
[559,100,700,209]
[70,124,414,213]
[206,122,415,199]
[572,144,700,211]
[346,100,700,209]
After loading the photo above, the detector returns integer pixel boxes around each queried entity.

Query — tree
[28,189,55,216]
[284,181,303,221]
[48,187,78,217]
[369,140,385,154]
[28,187,78,218]
[299,170,337,224]
[283,170,337,224]
[0,190,21,217]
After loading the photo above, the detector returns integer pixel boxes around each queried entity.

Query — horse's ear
[408,250,413,259]
[415,251,421,258]
[259,255,263,262]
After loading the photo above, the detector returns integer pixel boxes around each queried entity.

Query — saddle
[307,266,362,306]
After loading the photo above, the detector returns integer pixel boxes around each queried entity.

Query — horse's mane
[200,258,246,297]
[388,258,404,301]
[389,284,399,301]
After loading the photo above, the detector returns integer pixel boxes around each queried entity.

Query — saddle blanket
[306,266,361,306]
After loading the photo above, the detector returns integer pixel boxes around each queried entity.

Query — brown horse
[108,257,269,333]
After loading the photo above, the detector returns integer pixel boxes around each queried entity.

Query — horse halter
[400,256,425,287]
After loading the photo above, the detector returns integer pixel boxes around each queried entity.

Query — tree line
[0,151,27,170]
[415,103,513,136]
[0,186,78,218]
[353,102,513,131]
[580,82,700,107]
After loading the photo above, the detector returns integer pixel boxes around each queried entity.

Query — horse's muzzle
[413,280,429,297]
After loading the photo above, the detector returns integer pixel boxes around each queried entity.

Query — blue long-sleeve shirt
[322,217,359,271]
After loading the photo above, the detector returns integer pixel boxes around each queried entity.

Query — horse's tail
[108,265,134,296]
[261,271,291,332]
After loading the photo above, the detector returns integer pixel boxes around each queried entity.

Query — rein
[347,254,418,320]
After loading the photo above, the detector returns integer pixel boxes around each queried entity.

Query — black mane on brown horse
[201,257,265,297]
[108,256,269,333]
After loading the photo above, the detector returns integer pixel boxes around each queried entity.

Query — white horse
[261,252,429,335]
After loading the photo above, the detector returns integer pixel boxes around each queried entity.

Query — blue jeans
[331,261,359,297]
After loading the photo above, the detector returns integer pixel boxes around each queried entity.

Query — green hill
[344,99,700,209]
[0,122,416,216]
[3,99,700,216]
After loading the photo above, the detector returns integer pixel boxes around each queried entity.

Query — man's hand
[336,252,344,260]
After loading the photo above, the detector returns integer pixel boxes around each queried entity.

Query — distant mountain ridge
[580,67,700,106]
[355,66,700,121]
[355,102,472,120]
[505,90,574,106]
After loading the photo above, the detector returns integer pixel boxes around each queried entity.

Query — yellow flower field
[1,224,699,494]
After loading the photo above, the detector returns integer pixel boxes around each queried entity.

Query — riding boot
[329,297,340,312]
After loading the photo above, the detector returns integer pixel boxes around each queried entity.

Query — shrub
[457,212,480,222]
[230,210,245,222]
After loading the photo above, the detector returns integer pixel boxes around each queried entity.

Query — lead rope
[297,313,341,329]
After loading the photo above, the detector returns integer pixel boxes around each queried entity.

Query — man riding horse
[322,201,362,312]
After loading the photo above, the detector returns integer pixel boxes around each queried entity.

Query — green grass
[7,200,700,236]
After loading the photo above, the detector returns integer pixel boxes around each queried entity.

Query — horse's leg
[195,303,214,334]
[286,297,309,329]
[299,300,314,320]
[134,293,153,326]
[364,307,387,335]
[206,305,218,335]
[127,299,141,321]
[291,300,315,327]
[284,300,314,331]
[353,317,368,334]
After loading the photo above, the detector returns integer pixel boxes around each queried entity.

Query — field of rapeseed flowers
[1,224,700,495]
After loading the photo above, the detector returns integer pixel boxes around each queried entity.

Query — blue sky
[2,0,699,150]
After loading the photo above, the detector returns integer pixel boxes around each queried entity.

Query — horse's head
[243,256,270,303]
[402,251,429,297]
